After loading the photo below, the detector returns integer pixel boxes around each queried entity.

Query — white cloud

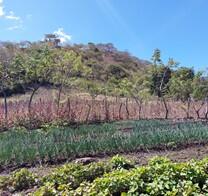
[0,6,4,17]
[54,28,71,43]
[5,11,21,21]
[0,0,5,17]
[0,0,23,31]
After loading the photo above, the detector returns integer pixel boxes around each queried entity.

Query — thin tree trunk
[104,96,110,121]
[119,102,123,120]
[162,96,168,119]
[158,67,169,119]
[125,98,130,119]
[85,103,92,122]
[28,87,39,115]
[112,104,115,120]
[193,102,204,119]
[91,96,96,122]
[181,99,191,119]
[67,97,71,119]
[196,109,200,119]
[134,97,142,119]
[186,98,191,119]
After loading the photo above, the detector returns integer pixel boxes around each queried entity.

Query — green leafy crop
[2,155,208,195]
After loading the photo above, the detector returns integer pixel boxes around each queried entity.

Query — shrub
[33,182,58,196]
[40,161,112,192]
[11,168,38,191]
[148,156,171,166]
[2,156,208,195]
[110,155,135,170]
[0,176,9,191]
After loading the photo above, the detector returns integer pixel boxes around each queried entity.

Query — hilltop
[70,43,149,82]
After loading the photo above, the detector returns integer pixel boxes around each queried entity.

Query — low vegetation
[1,120,208,168]
[1,155,208,195]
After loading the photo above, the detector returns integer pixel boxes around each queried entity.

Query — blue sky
[0,0,208,71]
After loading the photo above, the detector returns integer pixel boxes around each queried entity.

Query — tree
[0,61,12,123]
[106,77,125,119]
[148,49,177,119]
[52,49,90,115]
[191,72,208,119]
[107,64,129,80]
[76,79,101,122]
[52,49,92,121]
[117,78,133,119]
[107,77,133,119]
[151,48,162,65]
[169,67,195,118]
[23,45,55,115]
[0,45,24,124]
[130,73,150,119]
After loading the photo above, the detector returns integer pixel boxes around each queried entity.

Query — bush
[0,176,9,191]
[110,155,135,170]
[40,161,112,192]
[2,156,208,195]
[11,168,38,191]
[33,182,58,196]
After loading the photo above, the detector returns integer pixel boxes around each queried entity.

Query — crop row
[0,120,208,168]
[1,155,208,195]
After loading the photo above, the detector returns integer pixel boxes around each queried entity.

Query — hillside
[70,43,149,81]
[0,41,150,96]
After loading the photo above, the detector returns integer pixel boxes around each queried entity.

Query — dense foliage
[2,155,208,195]
[0,41,148,96]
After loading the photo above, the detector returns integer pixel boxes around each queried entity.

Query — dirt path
[1,144,208,177]
[124,144,208,165]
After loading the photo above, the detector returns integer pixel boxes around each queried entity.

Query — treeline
[0,39,208,124]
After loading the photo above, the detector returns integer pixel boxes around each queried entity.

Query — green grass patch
[0,120,208,167]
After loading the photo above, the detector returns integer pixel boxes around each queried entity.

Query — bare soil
[124,143,208,165]
[1,143,208,177]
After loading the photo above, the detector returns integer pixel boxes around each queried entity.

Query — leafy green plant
[148,156,171,166]
[11,168,38,191]
[0,176,9,191]
[110,155,135,170]
[33,182,58,196]
[2,156,208,195]
[41,161,112,191]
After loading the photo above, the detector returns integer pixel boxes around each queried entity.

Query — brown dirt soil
[1,143,208,177]
[123,144,208,165]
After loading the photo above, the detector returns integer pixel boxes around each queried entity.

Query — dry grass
[0,88,207,130]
